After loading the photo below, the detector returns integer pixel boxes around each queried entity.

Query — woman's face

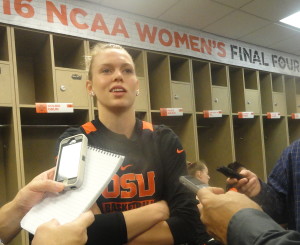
[196,166,210,185]
[87,48,139,111]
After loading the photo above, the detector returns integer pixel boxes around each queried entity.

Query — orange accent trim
[177,148,184,154]
[82,122,97,134]
[229,188,238,192]
[142,121,153,131]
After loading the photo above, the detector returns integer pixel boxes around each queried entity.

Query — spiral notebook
[21,146,124,234]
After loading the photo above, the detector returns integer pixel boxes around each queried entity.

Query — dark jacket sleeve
[251,141,294,225]
[156,126,210,244]
[228,208,300,245]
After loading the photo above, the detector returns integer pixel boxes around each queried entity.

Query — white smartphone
[179,175,208,193]
[54,134,88,190]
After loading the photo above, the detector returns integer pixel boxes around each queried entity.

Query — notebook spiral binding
[87,145,122,158]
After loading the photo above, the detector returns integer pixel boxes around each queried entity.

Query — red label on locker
[203,110,222,118]
[160,108,183,116]
[267,112,280,119]
[291,113,300,119]
[238,112,254,118]
[36,103,74,113]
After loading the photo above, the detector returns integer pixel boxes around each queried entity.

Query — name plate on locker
[292,113,300,119]
[238,112,254,119]
[36,103,74,113]
[160,108,183,116]
[203,110,222,118]
[267,112,281,119]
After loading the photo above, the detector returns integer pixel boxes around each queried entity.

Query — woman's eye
[101,68,112,74]
[124,68,134,74]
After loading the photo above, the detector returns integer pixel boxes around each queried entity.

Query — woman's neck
[98,107,136,139]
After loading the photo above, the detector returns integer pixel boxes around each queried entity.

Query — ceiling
[84,0,300,56]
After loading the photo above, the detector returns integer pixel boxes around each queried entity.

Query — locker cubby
[148,52,193,112]
[285,76,300,114]
[196,114,234,187]
[260,72,287,115]
[125,47,145,78]
[14,28,54,105]
[0,25,9,61]
[232,115,266,179]
[20,108,89,183]
[151,112,197,161]
[229,67,261,113]
[169,56,190,83]
[147,52,170,110]
[288,117,300,144]
[262,116,288,174]
[53,35,85,70]
[193,61,230,114]
[0,107,19,206]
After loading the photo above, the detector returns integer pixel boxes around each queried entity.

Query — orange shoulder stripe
[142,121,154,131]
[82,122,97,134]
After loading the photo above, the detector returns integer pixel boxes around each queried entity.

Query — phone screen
[56,141,82,181]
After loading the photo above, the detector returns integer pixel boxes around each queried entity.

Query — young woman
[187,160,210,185]
[55,43,207,244]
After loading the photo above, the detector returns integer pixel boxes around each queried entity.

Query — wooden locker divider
[151,112,198,161]
[232,115,266,180]
[196,114,234,188]
[262,116,288,174]
[13,28,54,105]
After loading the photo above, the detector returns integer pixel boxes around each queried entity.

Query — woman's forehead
[95,48,134,64]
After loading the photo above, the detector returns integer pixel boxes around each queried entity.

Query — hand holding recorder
[54,134,88,190]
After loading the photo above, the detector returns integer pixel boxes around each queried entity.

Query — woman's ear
[196,170,202,179]
[86,80,93,95]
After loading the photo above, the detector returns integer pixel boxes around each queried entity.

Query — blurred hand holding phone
[216,166,244,180]
[179,175,209,193]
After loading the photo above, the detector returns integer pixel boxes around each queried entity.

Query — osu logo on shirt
[102,171,156,199]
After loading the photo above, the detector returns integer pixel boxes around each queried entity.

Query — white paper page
[21,147,124,234]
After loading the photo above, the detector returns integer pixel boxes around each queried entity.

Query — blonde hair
[187,160,207,177]
[86,43,132,80]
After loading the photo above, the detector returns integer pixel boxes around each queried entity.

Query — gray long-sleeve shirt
[228,208,300,245]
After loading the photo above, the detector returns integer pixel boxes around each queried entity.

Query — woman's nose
[113,69,123,81]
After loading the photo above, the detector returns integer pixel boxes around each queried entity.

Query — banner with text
[1,0,300,77]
